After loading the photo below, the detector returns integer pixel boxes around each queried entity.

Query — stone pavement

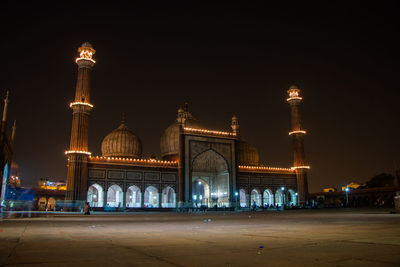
[0,209,399,266]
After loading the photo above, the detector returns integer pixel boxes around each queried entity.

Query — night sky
[1,2,399,192]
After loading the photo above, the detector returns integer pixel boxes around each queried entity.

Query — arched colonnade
[239,187,298,208]
[87,183,176,208]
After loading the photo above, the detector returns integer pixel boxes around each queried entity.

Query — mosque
[65,42,310,210]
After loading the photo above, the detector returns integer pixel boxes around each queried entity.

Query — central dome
[101,118,142,158]
[237,140,259,166]
[160,105,204,160]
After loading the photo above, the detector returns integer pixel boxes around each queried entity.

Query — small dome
[237,140,259,166]
[160,107,204,160]
[101,120,142,158]
[81,42,93,48]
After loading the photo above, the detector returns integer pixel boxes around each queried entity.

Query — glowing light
[281,187,285,191]
[238,165,295,172]
[289,130,306,135]
[76,49,96,64]
[289,90,299,98]
[88,156,178,167]
[287,96,303,102]
[291,166,311,170]
[184,127,236,137]
[65,150,91,156]
[69,102,94,108]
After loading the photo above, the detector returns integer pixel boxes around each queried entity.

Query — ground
[0,209,399,267]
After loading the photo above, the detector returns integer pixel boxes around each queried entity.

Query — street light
[235,191,238,210]
[345,187,350,207]
[281,187,285,208]
[295,192,298,207]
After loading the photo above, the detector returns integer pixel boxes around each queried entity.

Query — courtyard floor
[0,209,399,266]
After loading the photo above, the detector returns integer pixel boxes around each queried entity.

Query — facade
[65,43,310,210]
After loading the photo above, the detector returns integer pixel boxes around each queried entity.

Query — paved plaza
[0,209,399,266]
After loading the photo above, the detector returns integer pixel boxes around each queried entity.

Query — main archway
[191,149,230,207]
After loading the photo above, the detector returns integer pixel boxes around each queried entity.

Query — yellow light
[70,102,94,108]
[289,90,299,98]
[184,127,236,137]
[289,130,307,135]
[291,166,311,170]
[88,155,178,167]
[238,165,295,172]
[286,96,303,102]
[65,150,91,156]
[76,49,96,63]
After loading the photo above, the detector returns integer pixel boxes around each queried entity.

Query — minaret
[231,115,240,136]
[287,85,309,206]
[2,91,9,123]
[65,42,96,201]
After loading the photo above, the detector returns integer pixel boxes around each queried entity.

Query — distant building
[310,187,398,208]
[36,179,66,210]
[342,181,364,191]
[323,187,337,193]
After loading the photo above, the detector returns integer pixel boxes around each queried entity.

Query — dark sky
[1,2,399,192]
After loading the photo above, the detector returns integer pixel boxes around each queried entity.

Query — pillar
[287,85,309,206]
[66,42,96,202]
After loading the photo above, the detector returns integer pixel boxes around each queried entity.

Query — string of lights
[184,127,236,137]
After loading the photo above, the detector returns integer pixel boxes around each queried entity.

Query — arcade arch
[161,186,176,208]
[144,186,159,208]
[251,189,261,207]
[126,185,141,208]
[263,188,274,207]
[107,184,123,207]
[87,183,104,207]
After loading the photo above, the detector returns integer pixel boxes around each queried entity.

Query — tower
[65,42,96,201]
[287,85,309,206]
[231,115,240,136]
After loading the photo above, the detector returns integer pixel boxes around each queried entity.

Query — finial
[121,112,126,124]
[177,106,186,125]
[2,90,9,122]
[11,120,16,142]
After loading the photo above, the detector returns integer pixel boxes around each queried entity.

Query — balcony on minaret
[76,42,96,64]
[287,86,302,102]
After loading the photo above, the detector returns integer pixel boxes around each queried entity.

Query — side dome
[237,140,259,166]
[160,105,204,160]
[101,120,142,158]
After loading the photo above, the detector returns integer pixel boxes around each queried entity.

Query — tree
[365,173,395,188]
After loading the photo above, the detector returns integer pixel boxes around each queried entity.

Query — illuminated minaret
[65,42,96,201]
[287,85,309,206]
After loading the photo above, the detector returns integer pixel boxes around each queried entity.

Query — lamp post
[295,192,298,207]
[281,187,285,208]
[193,195,197,207]
[345,187,349,207]
[235,191,238,210]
